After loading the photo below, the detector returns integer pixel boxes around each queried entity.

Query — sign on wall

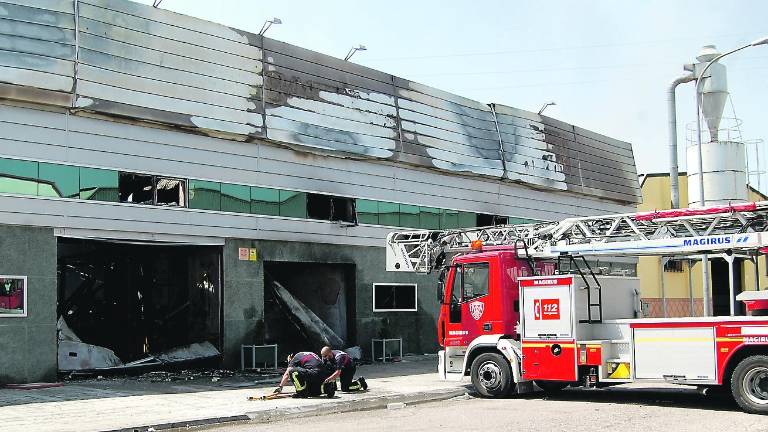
[0,276,27,317]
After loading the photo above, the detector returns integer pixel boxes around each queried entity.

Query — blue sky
[135,0,768,184]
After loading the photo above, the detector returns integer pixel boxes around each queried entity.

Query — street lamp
[537,101,556,115]
[259,18,282,36]
[344,45,367,61]
[693,36,768,316]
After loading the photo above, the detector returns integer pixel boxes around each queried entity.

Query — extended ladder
[387,202,768,273]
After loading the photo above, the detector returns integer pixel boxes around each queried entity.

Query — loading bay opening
[264,262,356,357]
[57,238,222,371]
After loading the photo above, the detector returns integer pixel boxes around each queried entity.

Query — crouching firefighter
[274,351,336,398]
[321,346,368,392]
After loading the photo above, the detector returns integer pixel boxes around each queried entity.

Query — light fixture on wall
[259,18,282,36]
[344,45,367,61]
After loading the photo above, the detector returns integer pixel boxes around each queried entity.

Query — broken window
[306,193,357,223]
[156,177,186,207]
[120,173,186,207]
[119,173,154,205]
[373,283,417,312]
[476,213,508,227]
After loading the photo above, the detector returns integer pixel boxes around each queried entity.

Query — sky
[135,0,768,186]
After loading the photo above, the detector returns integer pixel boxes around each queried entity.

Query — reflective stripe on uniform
[291,371,306,391]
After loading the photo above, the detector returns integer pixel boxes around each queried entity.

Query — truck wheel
[731,355,768,414]
[535,380,569,393]
[471,353,512,397]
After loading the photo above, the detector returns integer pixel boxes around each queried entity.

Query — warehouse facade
[0,0,640,382]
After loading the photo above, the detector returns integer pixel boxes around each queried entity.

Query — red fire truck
[386,202,768,413]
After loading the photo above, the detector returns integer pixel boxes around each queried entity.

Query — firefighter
[274,351,336,398]
[321,346,368,392]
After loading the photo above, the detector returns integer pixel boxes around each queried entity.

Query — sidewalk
[0,356,468,432]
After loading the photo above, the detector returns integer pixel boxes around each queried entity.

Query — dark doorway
[711,258,743,316]
[57,238,222,363]
[264,262,355,357]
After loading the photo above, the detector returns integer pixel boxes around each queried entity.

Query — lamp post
[694,36,768,316]
[344,45,367,61]
[538,101,556,115]
[259,18,282,36]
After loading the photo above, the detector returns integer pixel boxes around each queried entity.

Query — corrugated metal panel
[75,0,264,138]
[263,38,399,159]
[394,78,504,178]
[493,104,641,201]
[0,0,75,104]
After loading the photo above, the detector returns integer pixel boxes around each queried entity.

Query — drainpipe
[668,72,695,208]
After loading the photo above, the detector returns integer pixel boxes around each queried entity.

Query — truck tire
[471,352,512,397]
[535,380,569,393]
[731,355,768,414]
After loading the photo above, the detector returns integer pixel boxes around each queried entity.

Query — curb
[112,387,470,432]
[245,387,470,423]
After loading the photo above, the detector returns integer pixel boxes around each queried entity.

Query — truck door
[443,261,491,347]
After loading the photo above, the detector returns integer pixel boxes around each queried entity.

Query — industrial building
[0,0,639,383]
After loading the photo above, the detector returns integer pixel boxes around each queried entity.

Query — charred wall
[222,238,439,366]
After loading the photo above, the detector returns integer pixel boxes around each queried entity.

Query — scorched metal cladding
[394,79,505,178]
[262,38,398,159]
[0,0,76,106]
[0,0,639,203]
[74,0,264,137]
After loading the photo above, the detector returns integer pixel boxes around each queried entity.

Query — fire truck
[386,202,768,414]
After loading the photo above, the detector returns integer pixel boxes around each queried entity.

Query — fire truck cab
[387,202,768,414]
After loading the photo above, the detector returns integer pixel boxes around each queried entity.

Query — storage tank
[687,45,748,207]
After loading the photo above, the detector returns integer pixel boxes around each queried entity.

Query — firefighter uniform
[328,350,366,392]
[288,352,334,397]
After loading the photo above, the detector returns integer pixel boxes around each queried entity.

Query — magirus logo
[682,235,749,247]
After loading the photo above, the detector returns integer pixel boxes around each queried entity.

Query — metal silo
[687,45,748,207]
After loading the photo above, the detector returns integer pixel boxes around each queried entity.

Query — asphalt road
[185,386,768,432]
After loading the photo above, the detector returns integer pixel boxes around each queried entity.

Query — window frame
[458,262,490,303]
[372,283,418,312]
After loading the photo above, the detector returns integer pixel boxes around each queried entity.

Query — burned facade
[0,0,640,383]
